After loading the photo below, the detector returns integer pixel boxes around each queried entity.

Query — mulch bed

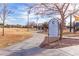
[40,38,79,49]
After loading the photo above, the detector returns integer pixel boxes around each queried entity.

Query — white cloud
[7,16,17,21]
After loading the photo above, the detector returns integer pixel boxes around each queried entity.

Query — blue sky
[0,3,74,26]
[0,3,48,25]
[5,3,33,25]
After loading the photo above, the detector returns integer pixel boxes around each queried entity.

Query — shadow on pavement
[8,47,46,56]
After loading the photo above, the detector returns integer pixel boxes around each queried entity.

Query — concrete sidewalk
[63,36,79,39]
[0,32,79,56]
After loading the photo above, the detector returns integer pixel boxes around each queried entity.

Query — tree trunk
[59,14,64,40]
[2,21,4,36]
[59,23,62,40]
[2,4,6,36]
[59,21,64,40]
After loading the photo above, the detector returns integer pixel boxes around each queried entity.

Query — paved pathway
[0,32,79,56]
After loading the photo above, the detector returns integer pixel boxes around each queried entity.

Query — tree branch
[63,3,70,14]
[61,3,66,10]
[41,3,57,11]
[65,9,79,19]
[54,4,62,14]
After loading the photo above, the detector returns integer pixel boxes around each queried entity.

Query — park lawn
[0,28,32,48]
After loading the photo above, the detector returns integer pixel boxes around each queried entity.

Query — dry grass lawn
[0,28,32,48]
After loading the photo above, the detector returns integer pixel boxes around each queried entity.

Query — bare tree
[54,3,70,40]
[1,3,7,36]
[30,4,48,30]
[40,3,79,40]
[31,3,79,40]
[0,3,12,36]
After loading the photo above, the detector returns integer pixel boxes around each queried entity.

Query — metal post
[73,21,76,33]
[27,11,30,31]
[70,15,72,32]
[36,14,39,31]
